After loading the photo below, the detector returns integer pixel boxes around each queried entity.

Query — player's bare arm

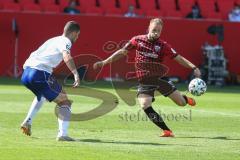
[63,51,80,87]
[174,55,201,77]
[93,48,129,70]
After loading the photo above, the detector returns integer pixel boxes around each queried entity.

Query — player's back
[23,36,72,73]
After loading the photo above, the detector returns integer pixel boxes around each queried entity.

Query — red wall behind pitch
[0,12,239,80]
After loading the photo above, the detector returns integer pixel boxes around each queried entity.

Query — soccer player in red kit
[93,18,201,137]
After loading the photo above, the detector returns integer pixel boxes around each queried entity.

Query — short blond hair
[149,18,163,26]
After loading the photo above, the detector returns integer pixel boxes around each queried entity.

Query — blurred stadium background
[0,0,240,160]
[0,0,240,84]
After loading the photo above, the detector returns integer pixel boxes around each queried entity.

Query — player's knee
[57,99,73,107]
[138,94,153,109]
[54,92,69,103]
[139,101,152,110]
[61,90,67,94]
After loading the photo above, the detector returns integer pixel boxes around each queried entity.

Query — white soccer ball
[188,78,207,96]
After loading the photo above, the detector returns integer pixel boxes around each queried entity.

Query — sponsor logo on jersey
[138,51,158,58]
[139,42,154,51]
[139,42,144,47]
[154,45,161,52]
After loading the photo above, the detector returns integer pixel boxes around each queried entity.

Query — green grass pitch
[0,77,240,160]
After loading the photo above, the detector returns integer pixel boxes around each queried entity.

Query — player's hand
[93,61,104,70]
[193,68,201,78]
[73,74,80,88]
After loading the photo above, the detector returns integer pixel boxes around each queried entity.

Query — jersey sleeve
[58,39,72,54]
[163,42,178,59]
[123,36,137,51]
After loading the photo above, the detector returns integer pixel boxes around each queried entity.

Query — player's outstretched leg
[138,94,174,137]
[168,90,196,107]
[20,96,45,136]
[54,92,75,142]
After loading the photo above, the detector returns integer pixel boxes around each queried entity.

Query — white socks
[57,105,71,137]
[22,96,45,125]
[22,97,71,138]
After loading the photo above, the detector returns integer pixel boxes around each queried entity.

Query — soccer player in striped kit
[93,18,201,137]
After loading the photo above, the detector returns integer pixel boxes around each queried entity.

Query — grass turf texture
[0,77,240,160]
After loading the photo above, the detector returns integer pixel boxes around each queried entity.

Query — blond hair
[149,18,163,26]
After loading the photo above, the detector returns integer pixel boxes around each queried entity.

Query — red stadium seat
[197,0,216,14]
[0,0,15,3]
[59,0,79,7]
[178,0,195,5]
[0,0,14,2]
[145,10,165,17]
[2,2,21,12]
[138,0,157,10]
[39,0,56,6]
[99,0,121,15]
[22,3,42,13]
[128,0,157,16]
[105,7,123,16]
[58,0,69,7]
[217,0,235,18]
[206,11,223,20]
[197,0,217,19]
[165,10,183,18]
[77,0,98,13]
[180,4,194,16]
[178,0,196,15]
[118,0,137,11]
[0,0,14,9]
[43,4,60,13]
[135,8,146,16]
[99,0,116,8]
[199,6,216,18]
[79,0,96,8]
[159,0,177,12]
[85,6,104,15]
[39,0,58,12]
[18,0,36,5]
[0,0,15,6]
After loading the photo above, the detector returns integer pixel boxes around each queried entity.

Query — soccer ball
[188,78,207,96]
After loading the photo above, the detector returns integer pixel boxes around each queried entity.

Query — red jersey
[124,34,178,81]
